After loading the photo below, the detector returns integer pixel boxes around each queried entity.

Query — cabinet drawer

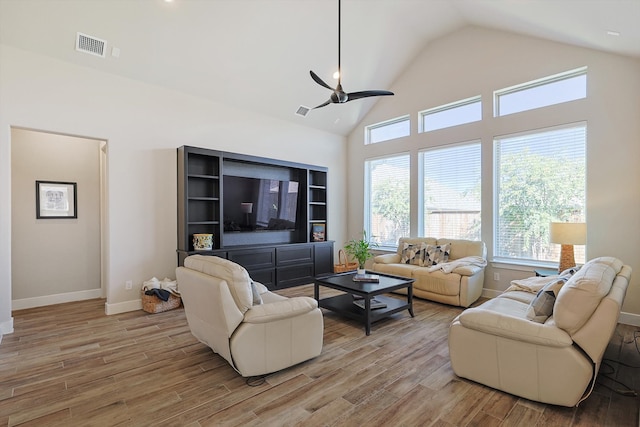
[228,248,275,270]
[276,244,313,267]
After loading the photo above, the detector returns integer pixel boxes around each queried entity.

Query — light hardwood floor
[1,285,638,426]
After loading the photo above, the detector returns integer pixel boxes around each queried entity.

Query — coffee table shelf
[314,271,414,335]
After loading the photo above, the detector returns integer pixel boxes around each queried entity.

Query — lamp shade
[549,222,586,245]
[240,203,253,214]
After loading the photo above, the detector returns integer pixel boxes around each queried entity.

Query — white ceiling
[1,0,639,136]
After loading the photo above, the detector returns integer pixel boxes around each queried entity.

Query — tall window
[365,154,410,247]
[365,116,410,144]
[494,123,586,264]
[420,142,481,239]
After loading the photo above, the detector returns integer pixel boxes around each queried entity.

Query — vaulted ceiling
[1,0,639,136]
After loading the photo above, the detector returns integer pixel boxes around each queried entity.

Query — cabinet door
[228,247,276,270]
[248,269,276,289]
[276,264,314,289]
[314,242,334,276]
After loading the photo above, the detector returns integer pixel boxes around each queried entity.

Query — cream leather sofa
[176,255,323,377]
[372,237,487,307]
[448,257,631,407]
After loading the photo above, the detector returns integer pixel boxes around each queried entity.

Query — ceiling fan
[310,0,394,109]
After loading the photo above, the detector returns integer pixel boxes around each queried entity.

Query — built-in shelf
[177,146,333,289]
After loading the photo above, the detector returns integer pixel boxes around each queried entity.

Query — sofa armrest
[452,264,484,276]
[243,296,318,324]
[374,253,401,264]
[457,307,573,347]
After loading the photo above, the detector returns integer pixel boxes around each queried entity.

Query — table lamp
[549,222,586,273]
[240,202,253,227]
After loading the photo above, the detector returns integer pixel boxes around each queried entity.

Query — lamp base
[558,244,576,273]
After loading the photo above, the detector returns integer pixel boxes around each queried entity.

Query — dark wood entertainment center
[177,145,333,290]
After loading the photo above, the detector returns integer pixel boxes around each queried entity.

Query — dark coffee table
[314,271,414,335]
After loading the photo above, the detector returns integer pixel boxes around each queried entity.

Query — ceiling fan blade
[346,90,394,101]
[313,99,333,109]
[310,70,334,91]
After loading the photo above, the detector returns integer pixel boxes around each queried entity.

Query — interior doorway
[10,128,107,309]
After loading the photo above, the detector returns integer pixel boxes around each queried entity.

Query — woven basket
[141,290,181,314]
[334,249,358,273]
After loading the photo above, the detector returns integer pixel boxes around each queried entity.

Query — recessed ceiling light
[606,30,621,36]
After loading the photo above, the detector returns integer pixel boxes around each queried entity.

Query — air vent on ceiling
[75,32,107,58]
[295,105,311,117]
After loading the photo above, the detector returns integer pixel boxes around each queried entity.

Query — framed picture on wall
[312,223,325,242]
[36,180,77,219]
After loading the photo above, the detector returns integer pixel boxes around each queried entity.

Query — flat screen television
[223,175,300,232]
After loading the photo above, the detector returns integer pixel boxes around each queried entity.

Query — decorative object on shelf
[549,222,586,273]
[36,180,77,219]
[344,230,378,275]
[193,233,213,251]
[353,298,386,310]
[334,249,358,273]
[312,223,325,242]
[240,202,253,227]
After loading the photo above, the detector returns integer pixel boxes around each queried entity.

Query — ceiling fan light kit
[310,0,394,109]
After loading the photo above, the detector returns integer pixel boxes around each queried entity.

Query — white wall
[0,44,346,332]
[347,26,640,320]
[11,129,102,307]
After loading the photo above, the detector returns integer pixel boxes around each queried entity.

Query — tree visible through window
[366,154,410,247]
[495,124,586,263]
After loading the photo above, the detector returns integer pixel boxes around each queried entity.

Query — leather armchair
[176,255,323,377]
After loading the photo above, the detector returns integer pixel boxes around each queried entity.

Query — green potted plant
[344,230,378,274]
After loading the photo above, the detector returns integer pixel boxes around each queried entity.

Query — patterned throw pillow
[400,242,427,266]
[250,280,263,305]
[425,244,450,266]
[526,278,567,323]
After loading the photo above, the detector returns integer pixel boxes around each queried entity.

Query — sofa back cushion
[554,257,622,335]
[436,238,486,260]
[184,255,253,313]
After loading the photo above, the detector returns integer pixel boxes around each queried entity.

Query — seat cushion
[184,255,253,313]
[412,268,461,296]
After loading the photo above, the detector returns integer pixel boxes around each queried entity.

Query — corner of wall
[105,299,142,315]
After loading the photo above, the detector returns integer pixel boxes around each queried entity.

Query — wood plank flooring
[1,285,638,426]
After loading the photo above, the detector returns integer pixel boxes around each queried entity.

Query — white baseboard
[0,317,13,336]
[12,288,103,311]
[618,312,640,327]
[482,288,640,327]
[105,299,141,315]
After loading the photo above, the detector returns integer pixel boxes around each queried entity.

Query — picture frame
[36,180,77,219]
[311,223,325,242]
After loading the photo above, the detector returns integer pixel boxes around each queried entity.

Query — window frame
[494,67,587,117]
[364,115,411,145]
[493,122,587,266]
[418,140,482,240]
[418,96,482,133]
[364,152,411,250]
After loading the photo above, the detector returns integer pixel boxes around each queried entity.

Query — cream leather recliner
[176,255,323,377]
[448,257,631,407]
